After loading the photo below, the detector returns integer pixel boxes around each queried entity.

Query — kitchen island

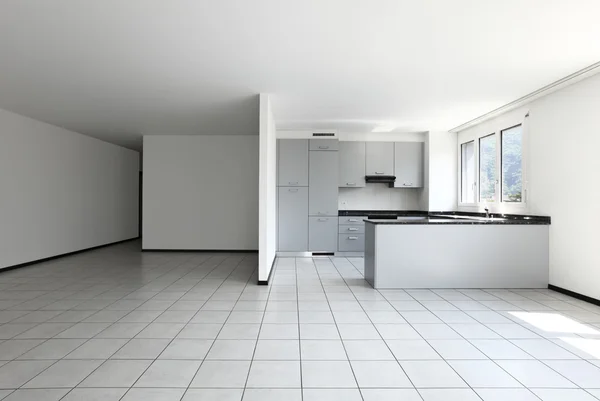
[364,214,551,289]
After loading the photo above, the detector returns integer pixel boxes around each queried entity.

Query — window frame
[457,114,527,212]
[500,123,524,204]
[460,140,477,205]
[478,133,497,203]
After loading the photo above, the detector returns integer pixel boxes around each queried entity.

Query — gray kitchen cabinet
[277,187,308,251]
[309,139,339,151]
[277,139,309,187]
[393,142,424,188]
[309,217,338,251]
[309,151,339,216]
[338,234,365,252]
[338,141,366,188]
[365,142,394,175]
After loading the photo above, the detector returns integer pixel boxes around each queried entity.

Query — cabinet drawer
[338,234,365,252]
[309,139,339,151]
[338,216,367,225]
[338,225,365,234]
[309,217,338,252]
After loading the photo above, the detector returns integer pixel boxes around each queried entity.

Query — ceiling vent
[312,132,336,137]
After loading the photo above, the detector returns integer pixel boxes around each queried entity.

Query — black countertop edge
[339,210,550,225]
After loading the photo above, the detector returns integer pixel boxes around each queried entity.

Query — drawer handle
[403,183,413,187]
[289,181,299,185]
[318,146,329,149]
[318,218,328,222]
[288,189,299,192]
[318,212,327,215]
[348,219,359,222]
[348,236,358,240]
[375,172,384,175]
[346,182,356,186]
[348,228,359,231]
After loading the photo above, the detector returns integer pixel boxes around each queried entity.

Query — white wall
[457,72,600,300]
[0,108,139,269]
[143,135,259,250]
[258,94,277,282]
[427,131,458,211]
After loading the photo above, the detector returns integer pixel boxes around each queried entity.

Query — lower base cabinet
[338,234,365,252]
[309,217,338,252]
[278,187,308,251]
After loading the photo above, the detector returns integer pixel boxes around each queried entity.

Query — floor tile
[121,388,185,401]
[418,389,482,401]
[375,324,421,340]
[217,324,260,340]
[448,360,522,388]
[413,324,462,339]
[428,339,488,359]
[55,323,111,338]
[60,388,128,401]
[1,389,69,401]
[542,360,600,388]
[0,340,45,360]
[301,340,347,360]
[65,338,128,359]
[15,323,73,339]
[448,323,502,339]
[301,361,356,388]
[495,360,578,388]
[254,340,299,360]
[386,340,441,360]
[23,360,102,388]
[400,360,468,388]
[510,339,579,359]
[361,389,422,401]
[259,324,299,340]
[400,312,442,324]
[178,324,222,339]
[135,323,184,339]
[17,339,86,360]
[470,339,535,359]
[159,339,212,359]
[95,323,148,339]
[0,360,54,388]
[79,360,152,387]
[303,389,362,401]
[531,389,599,401]
[241,389,301,401]
[190,360,251,388]
[206,340,256,360]
[475,388,540,401]
[247,361,301,388]
[485,323,541,339]
[337,324,380,339]
[182,389,243,401]
[112,339,170,359]
[299,324,339,339]
[351,360,412,388]
[135,360,201,387]
[343,340,394,360]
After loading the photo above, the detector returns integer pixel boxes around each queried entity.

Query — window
[479,134,496,202]
[501,125,523,202]
[461,141,475,203]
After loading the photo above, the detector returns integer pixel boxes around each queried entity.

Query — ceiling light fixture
[372,124,397,133]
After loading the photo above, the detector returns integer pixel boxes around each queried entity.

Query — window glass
[501,125,523,202]
[479,134,496,202]
[461,141,475,203]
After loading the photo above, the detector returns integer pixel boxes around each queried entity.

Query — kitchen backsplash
[338,184,422,210]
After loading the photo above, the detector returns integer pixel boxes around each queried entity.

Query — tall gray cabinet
[277,138,339,253]
[277,140,309,251]
[308,141,339,252]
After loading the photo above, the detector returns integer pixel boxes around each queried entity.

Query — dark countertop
[339,210,551,225]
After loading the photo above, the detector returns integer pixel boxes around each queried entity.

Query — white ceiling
[1,0,599,150]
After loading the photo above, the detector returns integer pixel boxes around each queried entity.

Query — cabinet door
[309,151,339,216]
[338,141,366,188]
[278,187,308,251]
[309,217,338,252]
[365,142,394,175]
[278,139,309,186]
[309,139,339,151]
[394,142,424,188]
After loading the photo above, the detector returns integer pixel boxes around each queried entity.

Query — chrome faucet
[485,207,490,219]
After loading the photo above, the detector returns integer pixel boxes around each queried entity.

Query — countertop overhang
[338,210,550,225]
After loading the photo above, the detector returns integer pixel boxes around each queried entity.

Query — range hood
[365,175,396,187]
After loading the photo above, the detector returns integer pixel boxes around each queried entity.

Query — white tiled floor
[1,242,600,400]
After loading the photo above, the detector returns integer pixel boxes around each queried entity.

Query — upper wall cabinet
[365,142,394,175]
[278,139,309,186]
[394,142,424,188]
[338,141,366,188]
[309,139,339,151]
